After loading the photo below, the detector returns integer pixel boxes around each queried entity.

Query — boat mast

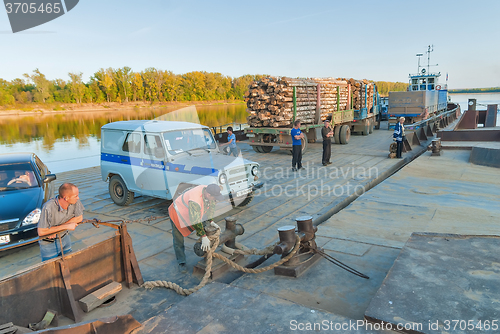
[426,45,438,74]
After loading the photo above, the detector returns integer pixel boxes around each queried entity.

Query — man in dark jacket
[393,117,405,158]
[321,119,333,166]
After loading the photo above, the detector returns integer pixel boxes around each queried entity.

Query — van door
[141,134,169,199]
[121,132,148,193]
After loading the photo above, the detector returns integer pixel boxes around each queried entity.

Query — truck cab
[100,120,261,207]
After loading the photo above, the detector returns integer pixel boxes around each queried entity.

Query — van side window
[102,131,125,152]
[122,133,141,154]
[144,135,164,159]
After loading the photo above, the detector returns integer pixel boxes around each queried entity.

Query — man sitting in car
[8,170,35,186]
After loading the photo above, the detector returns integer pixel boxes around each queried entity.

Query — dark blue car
[0,153,56,250]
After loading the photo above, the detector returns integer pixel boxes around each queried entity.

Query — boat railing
[404,106,460,131]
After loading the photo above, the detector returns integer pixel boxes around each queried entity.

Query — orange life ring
[435,85,441,90]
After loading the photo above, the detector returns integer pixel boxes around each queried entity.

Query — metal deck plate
[365,233,500,334]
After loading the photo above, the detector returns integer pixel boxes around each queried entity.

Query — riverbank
[0,100,246,117]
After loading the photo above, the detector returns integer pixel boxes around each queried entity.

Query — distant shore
[0,100,245,117]
[448,92,500,95]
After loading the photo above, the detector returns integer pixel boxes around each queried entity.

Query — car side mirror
[44,174,56,183]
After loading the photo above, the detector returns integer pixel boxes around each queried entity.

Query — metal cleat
[274,216,323,277]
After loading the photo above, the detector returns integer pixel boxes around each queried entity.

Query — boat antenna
[426,45,438,74]
[416,53,423,73]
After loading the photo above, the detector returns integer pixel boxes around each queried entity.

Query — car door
[121,132,148,193]
[34,155,53,201]
[141,133,169,199]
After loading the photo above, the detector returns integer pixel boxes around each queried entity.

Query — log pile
[245,77,317,127]
[245,77,376,128]
[342,78,375,111]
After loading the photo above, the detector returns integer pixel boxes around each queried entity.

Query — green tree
[182,71,206,101]
[131,72,144,102]
[0,79,15,106]
[51,79,71,103]
[68,72,86,103]
[162,71,182,101]
[99,68,115,102]
[142,68,158,102]
[23,69,51,102]
[115,67,132,102]
[375,81,408,96]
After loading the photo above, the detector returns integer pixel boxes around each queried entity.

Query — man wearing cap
[321,118,333,166]
[168,183,224,273]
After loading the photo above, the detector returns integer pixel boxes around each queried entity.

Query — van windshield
[162,128,216,156]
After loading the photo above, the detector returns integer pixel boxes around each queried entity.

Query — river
[0,104,247,173]
[1,93,499,173]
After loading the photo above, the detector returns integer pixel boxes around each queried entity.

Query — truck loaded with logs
[244,77,381,154]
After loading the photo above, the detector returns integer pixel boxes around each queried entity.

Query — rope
[142,229,221,296]
[213,235,300,274]
[142,232,301,295]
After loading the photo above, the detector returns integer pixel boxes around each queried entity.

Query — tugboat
[388,45,448,128]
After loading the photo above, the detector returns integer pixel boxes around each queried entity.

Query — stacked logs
[245,77,375,127]
[310,78,349,121]
[245,77,317,127]
[343,78,375,111]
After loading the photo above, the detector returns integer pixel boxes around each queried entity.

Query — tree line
[374,81,409,96]
[449,87,500,94]
[0,68,265,107]
[0,67,410,107]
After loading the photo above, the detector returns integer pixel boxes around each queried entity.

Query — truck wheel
[252,146,263,153]
[261,146,273,153]
[374,115,381,130]
[289,138,308,155]
[362,122,369,136]
[109,175,134,206]
[334,125,341,144]
[339,125,351,144]
[369,119,374,134]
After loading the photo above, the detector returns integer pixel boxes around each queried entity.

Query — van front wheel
[109,175,134,206]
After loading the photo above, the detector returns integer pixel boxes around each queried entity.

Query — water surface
[0,104,247,172]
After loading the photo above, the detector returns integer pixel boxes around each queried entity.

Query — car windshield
[162,128,216,156]
[0,163,38,191]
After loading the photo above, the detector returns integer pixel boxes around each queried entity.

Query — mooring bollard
[193,216,244,256]
[274,216,323,277]
[431,138,442,156]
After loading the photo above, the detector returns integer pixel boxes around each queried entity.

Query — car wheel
[235,194,253,207]
[109,175,134,206]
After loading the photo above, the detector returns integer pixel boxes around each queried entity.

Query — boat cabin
[408,69,443,91]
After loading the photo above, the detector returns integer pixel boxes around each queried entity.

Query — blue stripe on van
[101,153,218,176]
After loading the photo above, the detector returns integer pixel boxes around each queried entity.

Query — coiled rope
[142,230,300,296]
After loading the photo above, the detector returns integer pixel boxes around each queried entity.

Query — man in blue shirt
[290,120,304,171]
[222,126,238,157]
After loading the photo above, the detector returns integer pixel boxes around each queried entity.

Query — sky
[1,0,499,89]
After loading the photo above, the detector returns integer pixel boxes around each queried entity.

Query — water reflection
[0,104,248,151]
